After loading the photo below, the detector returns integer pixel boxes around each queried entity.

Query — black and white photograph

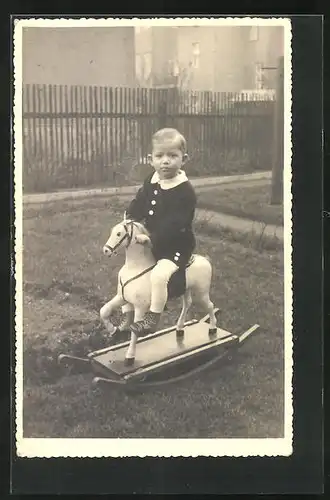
[14,17,292,458]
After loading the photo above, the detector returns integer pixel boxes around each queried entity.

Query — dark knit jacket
[126,171,197,267]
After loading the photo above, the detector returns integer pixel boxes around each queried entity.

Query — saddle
[167,255,195,300]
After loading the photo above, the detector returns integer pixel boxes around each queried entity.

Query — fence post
[158,89,167,129]
[271,56,284,205]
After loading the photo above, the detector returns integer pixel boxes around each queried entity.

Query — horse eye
[116,232,121,236]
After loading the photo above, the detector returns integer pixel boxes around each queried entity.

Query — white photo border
[14,16,292,458]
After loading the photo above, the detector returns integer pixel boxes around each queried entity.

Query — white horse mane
[119,217,150,236]
[133,221,150,236]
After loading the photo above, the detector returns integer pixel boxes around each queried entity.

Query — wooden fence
[22,85,275,193]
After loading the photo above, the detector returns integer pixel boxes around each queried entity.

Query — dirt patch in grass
[23,286,130,385]
[197,183,283,226]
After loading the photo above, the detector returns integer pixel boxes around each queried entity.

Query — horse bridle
[104,217,155,300]
[104,220,136,254]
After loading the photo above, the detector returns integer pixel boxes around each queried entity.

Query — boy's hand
[135,234,152,246]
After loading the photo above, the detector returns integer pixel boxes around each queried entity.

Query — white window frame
[249,26,259,41]
[255,62,264,90]
[135,54,142,80]
[143,53,152,80]
[135,52,152,83]
[192,42,200,69]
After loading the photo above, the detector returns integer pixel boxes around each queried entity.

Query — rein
[119,264,156,302]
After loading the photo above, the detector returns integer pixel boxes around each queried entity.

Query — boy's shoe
[130,311,161,336]
[117,311,134,333]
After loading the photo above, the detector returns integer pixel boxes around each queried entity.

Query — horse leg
[99,294,126,338]
[189,257,217,338]
[118,303,134,333]
[198,291,218,338]
[176,290,192,342]
[125,306,147,366]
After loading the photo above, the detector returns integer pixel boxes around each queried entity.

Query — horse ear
[124,211,136,223]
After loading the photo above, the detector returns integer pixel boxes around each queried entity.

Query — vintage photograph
[14,17,292,457]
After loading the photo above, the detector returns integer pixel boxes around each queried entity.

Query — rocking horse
[58,214,260,389]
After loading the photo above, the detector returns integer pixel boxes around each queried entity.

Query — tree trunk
[271,56,284,205]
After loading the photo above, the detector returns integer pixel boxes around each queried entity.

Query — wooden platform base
[57,308,260,388]
[90,321,237,381]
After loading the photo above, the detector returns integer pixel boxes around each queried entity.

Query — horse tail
[192,253,211,265]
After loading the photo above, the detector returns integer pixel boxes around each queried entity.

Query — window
[249,26,259,41]
[135,54,142,80]
[255,62,264,90]
[172,60,180,76]
[135,53,152,82]
[143,53,152,80]
[192,42,200,69]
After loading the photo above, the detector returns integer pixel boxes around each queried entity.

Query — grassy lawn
[197,183,283,226]
[22,199,285,439]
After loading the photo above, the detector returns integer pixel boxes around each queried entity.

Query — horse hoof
[92,377,101,387]
[58,354,67,365]
[124,357,135,367]
[109,328,119,341]
[176,329,184,339]
[208,328,217,339]
[118,329,131,336]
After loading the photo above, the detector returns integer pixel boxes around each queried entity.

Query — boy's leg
[149,259,179,313]
[130,259,179,335]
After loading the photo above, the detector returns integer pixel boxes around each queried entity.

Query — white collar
[150,170,188,190]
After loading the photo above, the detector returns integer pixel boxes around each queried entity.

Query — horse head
[103,215,149,257]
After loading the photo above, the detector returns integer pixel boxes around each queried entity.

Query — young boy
[123,127,197,336]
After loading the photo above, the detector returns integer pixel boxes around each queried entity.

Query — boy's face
[149,140,187,180]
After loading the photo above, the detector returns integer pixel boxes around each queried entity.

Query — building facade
[242,25,284,90]
[22,27,135,86]
[135,25,284,92]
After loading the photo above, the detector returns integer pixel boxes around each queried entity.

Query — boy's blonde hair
[152,128,187,154]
